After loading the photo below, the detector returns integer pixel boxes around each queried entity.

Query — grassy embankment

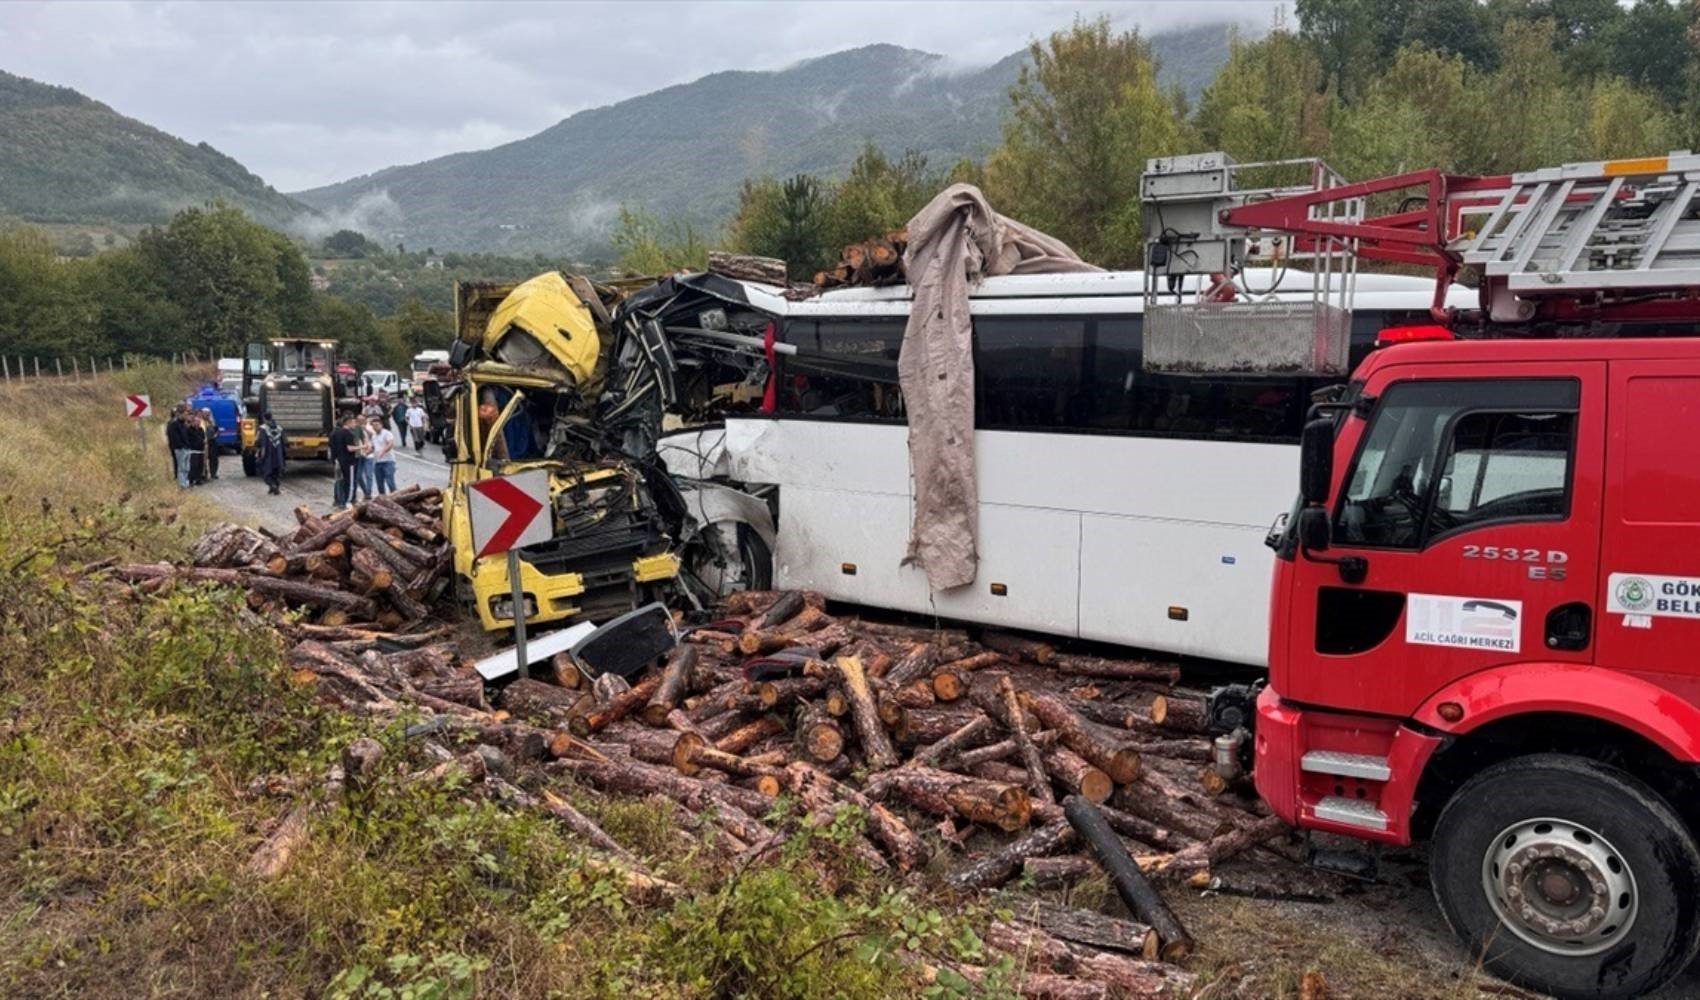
[0,367,1002,999]
[0,368,1502,999]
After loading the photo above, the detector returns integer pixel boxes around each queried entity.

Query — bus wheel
[1430,753,1700,1000]
[686,522,771,597]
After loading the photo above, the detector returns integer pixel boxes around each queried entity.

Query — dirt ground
[190,455,1700,1000]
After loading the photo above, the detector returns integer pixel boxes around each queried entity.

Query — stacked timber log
[815,229,908,288]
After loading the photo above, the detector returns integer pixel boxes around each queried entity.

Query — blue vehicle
[185,383,244,452]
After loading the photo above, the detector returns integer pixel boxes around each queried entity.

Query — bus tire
[738,523,772,592]
[1430,753,1700,1000]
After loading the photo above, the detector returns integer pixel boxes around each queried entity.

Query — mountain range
[0,23,1243,256]
[0,70,308,230]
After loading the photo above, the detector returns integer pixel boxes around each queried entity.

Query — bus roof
[728,268,1471,318]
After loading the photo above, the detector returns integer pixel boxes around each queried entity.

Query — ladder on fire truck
[1140,150,1700,374]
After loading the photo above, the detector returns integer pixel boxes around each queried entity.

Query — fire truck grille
[266,389,327,433]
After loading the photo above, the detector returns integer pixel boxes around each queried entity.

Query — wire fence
[0,352,208,384]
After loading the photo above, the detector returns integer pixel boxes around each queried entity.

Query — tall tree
[982,16,1185,267]
[1194,31,1333,172]
[610,205,707,276]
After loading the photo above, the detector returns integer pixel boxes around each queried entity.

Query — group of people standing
[164,405,221,488]
[329,393,424,509]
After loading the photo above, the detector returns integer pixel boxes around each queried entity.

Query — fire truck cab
[1264,335,1700,998]
[1138,149,1700,998]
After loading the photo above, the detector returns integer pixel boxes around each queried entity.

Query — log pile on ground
[103,551,1304,993]
[114,485,450,634]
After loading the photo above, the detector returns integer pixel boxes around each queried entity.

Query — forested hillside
[0,71,310,229]
[697,0,1700,275]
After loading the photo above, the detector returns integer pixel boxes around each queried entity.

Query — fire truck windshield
[1335,379,1578,549]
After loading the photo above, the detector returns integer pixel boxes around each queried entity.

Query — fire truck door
[1283,363,1606,716]
[1595,360,1700,689]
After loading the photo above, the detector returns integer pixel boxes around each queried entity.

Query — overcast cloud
[0,1,1281,193]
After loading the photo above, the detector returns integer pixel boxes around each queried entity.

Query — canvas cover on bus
[898,183,1098,590]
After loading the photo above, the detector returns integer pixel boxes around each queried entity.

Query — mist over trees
[620,0,1700,272]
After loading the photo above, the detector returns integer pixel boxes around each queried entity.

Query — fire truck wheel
[1431,753,1700,1000]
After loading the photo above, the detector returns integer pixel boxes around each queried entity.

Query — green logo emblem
[1615,577,1653,611]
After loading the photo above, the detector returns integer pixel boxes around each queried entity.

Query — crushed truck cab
[444,276,682,631]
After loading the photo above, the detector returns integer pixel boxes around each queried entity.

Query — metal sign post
[507,549,528,675]
[466,469,552,679]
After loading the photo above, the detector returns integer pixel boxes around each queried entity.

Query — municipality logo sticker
[1615,576,1654,612]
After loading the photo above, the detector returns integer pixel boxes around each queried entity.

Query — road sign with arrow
[124,393,152,419]
[466,469,553,677]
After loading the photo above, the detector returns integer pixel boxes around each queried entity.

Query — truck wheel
[1431,753,1700,999]
[241,451,258,477]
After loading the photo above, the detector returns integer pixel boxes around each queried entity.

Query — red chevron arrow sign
[124,393,152,419]
[467,469,551,558]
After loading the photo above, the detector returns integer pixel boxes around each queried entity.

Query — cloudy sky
[0,1,1280,193]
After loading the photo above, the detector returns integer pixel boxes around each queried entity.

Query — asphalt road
[187,440,450,535]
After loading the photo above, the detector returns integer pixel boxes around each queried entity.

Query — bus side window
[974,316,1088,430]
[777,318,904,420]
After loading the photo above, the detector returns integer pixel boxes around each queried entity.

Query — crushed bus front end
[444,275,685,630]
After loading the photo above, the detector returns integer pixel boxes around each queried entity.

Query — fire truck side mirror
[1297,506,1331,552]
[1299,418,1334,505]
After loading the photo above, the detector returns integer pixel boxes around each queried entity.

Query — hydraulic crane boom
[1141,150,1700,359]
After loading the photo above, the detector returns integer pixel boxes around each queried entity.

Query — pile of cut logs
[111,484,451,632]
[108,531,1306,997]
[814,229,908,288]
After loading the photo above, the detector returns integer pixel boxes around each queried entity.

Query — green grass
[0,368,986,998]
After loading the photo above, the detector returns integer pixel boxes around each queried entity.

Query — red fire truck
[1143,152,1700,999]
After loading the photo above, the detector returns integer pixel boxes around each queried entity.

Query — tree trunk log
[1001,673,1056,807]
[1062,796,1194,961]
[834,655,897,770]
[795,703,845,762]
[715,715,785,756]
[572,673,664,735]
[1051,654,1180,684]
[1025,692,1141,784]
[642,645,696,725]
[1042,746,1112,804]
[1148,694,1208,733]
[945,819,1075,892]
[1007,901,1160,959]
[981,631,1056,665]
[870,765,1031,831]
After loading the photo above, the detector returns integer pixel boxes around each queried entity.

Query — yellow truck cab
[443,273,682,631]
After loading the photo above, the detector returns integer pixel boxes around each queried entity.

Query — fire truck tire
[1430,753,1700,1000]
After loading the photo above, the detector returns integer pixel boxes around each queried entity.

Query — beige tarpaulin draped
[897,184,1100,591]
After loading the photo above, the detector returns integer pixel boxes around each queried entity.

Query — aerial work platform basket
[1140,150,1700,373]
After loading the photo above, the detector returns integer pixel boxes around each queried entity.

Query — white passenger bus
[660,270,1468,666]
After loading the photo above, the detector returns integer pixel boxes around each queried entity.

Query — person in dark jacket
[183,413,208,485]
[166,405,190,487]
[256,412,286,495]
[199,408,220,480]
[329,415,360,509]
